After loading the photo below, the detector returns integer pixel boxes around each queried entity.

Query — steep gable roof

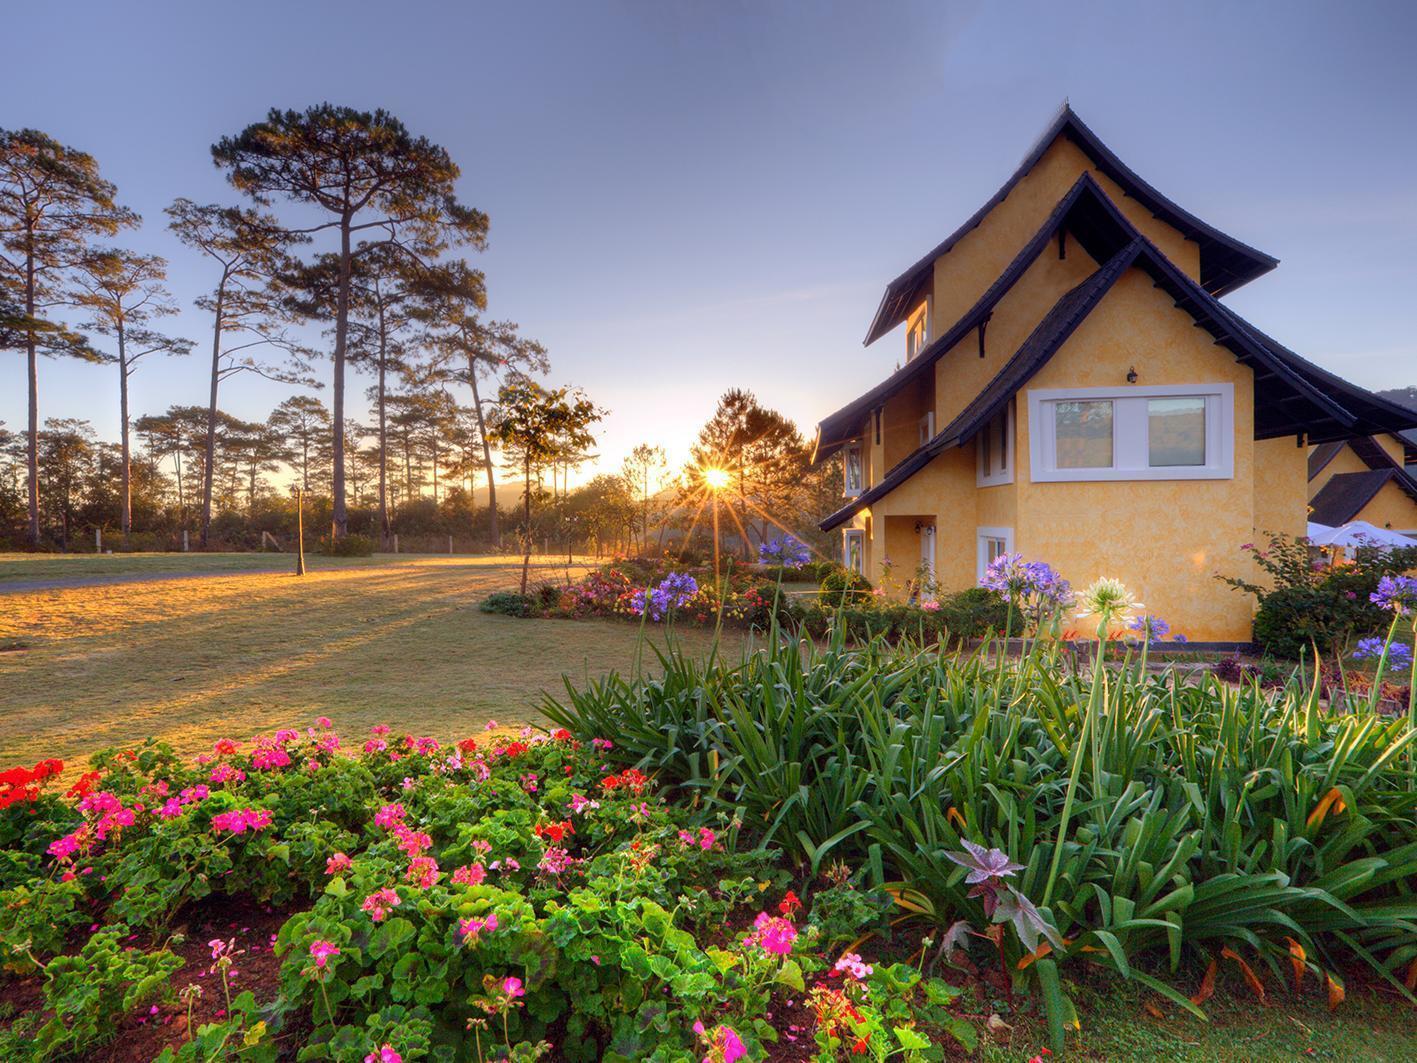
[1308,470,1417,526]
[1308,442,1344,481]
[821,205,1417,531]
[863,105,1278,345]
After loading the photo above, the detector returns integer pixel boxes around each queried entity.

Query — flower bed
[0,722,974,1061]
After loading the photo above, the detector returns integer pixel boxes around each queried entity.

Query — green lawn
[0,554,740,767]
[0,549,399,584]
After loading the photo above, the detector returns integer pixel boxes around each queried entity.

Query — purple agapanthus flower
[630,572,699,621]
[1371,575,1417,616]
[759,535,810,568]
[980,554,1073,615]
[1353,637,1412,668]
[1126,614,1171,642]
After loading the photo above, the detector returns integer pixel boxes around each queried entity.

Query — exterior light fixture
[1126,366,1138,383]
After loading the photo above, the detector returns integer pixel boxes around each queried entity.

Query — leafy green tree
[267,395,332,494]
[72,249,193,534]
[166,198,313,547]
[213,104,488,539]
[491,378,601,593]
[0,129,136,543]
[622,443,668,552]
[36,418,97,548]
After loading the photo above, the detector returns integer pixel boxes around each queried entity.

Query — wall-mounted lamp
[1126,366,1138,384]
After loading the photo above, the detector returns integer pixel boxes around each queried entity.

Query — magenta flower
[364,1046,401,1063]
[374,803,406,830]
[749,912,798,956]
[502,975,525,999]
[308,940,341,969]
[361,887,400,922]
[325,852,352,875]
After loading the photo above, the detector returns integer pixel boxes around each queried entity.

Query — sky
[6,0,1416,484]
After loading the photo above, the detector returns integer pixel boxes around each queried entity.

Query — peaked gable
[862,105,1278,345]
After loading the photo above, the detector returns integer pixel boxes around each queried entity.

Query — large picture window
[1027,384,1233,482]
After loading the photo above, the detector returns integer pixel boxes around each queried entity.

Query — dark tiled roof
[1308,470,1404,526]
[1308,442,1344,481]
[862,104,1278,345]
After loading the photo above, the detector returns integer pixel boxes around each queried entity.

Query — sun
[702,467,731,490]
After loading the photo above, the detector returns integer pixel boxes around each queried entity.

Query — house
[812,105,1417,643]
[1308,435,1417,536]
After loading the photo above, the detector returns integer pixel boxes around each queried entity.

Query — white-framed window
[843,528,865,574]
[917,411,935,446]
[976,401,1013,487]
[1027,383,1233,482]
[906,297,932,360]
[977,526,1014,581]
[843,443,863,496]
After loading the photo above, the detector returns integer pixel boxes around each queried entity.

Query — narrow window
[843,443,863,496]
[977,403,1014,487]
[843,529,865,574]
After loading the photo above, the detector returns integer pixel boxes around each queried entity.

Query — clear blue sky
[6,0,1415,478]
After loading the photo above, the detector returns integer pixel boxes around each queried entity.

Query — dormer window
[843,443,864,496]
[906,297,932,360]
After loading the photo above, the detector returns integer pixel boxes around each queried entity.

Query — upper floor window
[906,298,932,360]
[977,402,1012,487]
[1027,384,1234,482]
[918,411,935,447]
[843,443,864,496]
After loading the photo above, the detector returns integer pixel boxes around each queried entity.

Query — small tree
[268,395,333,494]
[166,198,313,547]
[490,378,601,593]
[213,104,488,540]
[72,249,193,535]
[1,129,136,543]
[622,443,668,553]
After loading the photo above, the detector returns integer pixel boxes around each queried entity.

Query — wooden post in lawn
[295,488,306,576]
[95,527,101,553]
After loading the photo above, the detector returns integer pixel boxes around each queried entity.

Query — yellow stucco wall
[1253,438,1308,538]
[1319,445,1372,479]
[1355,480,1417,533]
[925,138,1201,340]
[1010,268,1257,641]
[1376,434,1406,466]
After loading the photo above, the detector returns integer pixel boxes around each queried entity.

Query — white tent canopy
[1307,520,1417,551]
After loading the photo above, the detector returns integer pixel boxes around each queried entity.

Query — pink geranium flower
[364,1046,401,1063]
[325,852,352,875]
[309,940,341,969]
[502,976,524,999]
[361,887,400,922]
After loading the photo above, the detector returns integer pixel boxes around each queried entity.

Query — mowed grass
[0,554,742,767]
[0,549,392,585]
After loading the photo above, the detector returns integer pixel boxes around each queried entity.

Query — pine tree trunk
[200,278,226,549]
[118,321,132,537]
[24,242,40,546]
[376,310,390,547]
[520,452,532,594]
[469,362,499,547]
[330,214,352,538]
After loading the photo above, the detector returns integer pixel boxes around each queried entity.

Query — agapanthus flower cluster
[1371,575,1417,616]
[1126,614,1181,643]
[1354,637,1413,668]
[210,808,273,835]
[980,553,1073,621]
[1076,576,1142,627]
[630,571,699,621]
[758,535,810,568]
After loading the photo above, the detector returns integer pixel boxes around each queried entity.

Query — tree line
[2,107,838,560]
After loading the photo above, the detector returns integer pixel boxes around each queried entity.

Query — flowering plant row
[0,720,973,1061]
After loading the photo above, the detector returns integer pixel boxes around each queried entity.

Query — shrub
[935,586,1020,642]
[322,533,376,557]
[817,565,872,606]
[1221,532,1417,657]
[479,591,534,617]
[532,579,563,610]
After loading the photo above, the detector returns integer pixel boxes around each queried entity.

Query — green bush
[1221,533,1417,657]
[936,586,1021,642]
[532,579,564,610]
[479,590,534,617]
[322,533,376,557]
[817,565,872,606]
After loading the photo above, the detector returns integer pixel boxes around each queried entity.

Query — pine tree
[0,129,136,543]
[213,105,488,539]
